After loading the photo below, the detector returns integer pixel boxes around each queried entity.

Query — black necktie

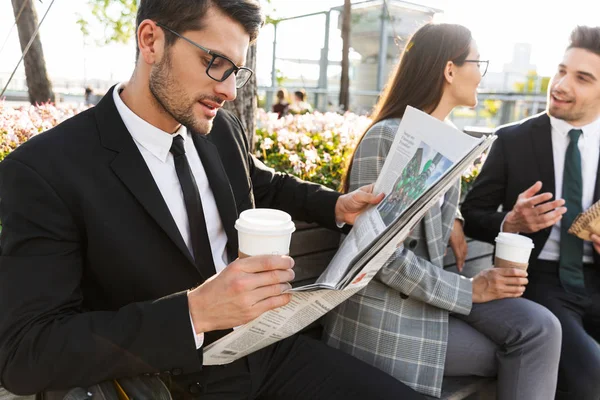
[559,129,585,295]
[171,135,230,347]
[170,135,216,278]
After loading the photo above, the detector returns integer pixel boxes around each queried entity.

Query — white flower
[260,137,275,150]
[303,148,319,164]
[300,135,312,146]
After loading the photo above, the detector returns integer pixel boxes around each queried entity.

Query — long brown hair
[342,23,473,193]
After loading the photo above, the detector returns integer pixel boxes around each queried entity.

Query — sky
[1,0,599,90]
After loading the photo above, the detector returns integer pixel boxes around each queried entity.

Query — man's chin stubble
[196,121,213,135]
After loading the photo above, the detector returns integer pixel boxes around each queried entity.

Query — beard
[149,52,222,135]
[548,103,587,123]
[547,90,587,123]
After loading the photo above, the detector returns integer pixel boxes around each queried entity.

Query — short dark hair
[294,90,306,101]
[276,88,287,100]
[568,26,600,57]
[136,0,264,58]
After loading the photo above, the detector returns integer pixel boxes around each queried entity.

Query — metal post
[531,75,543,114]
[376,4,389,91]
[499,99,515,125]
[474,101,481,125]
[266,23,278,112]
[317,11,331,111]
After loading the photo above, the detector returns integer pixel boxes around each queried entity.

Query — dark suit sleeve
[460,134,509,244]
[0,158,202,394]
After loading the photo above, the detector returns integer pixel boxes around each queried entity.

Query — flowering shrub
[0,102,486,194]
[461,152,487,197]
[255,109,372,190]
[0,101,88,161]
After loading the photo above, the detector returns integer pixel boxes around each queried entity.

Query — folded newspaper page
[569,199,600,241]
[203,106,496,365]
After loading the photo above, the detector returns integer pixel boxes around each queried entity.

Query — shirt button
[408,239,418,249]
[189,382,203,394]
[171,368,183,376]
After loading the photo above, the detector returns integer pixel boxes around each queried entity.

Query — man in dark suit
[0,1,424,399]
[461,26,600,399]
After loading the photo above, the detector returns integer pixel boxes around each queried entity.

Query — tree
[79,0,257,142]
[339,0,351,112]
[525,70,539,93]
[76,0,137,45]
[223,45,258,147]
[540,77,551,94]
[11,0,55,104]
[483,99,501,119]
[513,70,550,94]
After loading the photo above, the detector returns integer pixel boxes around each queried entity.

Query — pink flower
[0,100,90,160]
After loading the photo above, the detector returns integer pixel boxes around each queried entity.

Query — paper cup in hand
[235,209,296,258]
[494,232,534,270]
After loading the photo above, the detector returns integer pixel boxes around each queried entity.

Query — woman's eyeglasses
[464,59,489,77]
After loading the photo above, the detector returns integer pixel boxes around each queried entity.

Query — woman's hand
[449,219,468,272]
[471,268,528,303]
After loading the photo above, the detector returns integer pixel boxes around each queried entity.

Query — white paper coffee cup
[494,232,534,270]
[235,209,296,258]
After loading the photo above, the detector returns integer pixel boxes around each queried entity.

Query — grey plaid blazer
[323,118,473,398]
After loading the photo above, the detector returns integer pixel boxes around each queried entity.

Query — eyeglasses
[156,23,253,89]
[464,59,489,77]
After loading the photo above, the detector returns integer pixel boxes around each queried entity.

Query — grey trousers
[444,297,562,400]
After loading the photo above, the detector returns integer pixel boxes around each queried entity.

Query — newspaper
[203,106,496,365]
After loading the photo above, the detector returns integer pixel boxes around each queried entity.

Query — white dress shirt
[538,116,600,263]
[113,83,228,348]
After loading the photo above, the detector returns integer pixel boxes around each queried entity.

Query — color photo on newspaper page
[377,145,453,226]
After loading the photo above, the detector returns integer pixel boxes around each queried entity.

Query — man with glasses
[0,1,424,399]
[462,26,600,399]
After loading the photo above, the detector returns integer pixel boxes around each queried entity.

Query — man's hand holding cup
[188,209,296,333]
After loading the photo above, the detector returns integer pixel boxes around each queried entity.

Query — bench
[290,222,497,400]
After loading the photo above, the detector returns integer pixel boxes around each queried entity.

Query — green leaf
[79,0,138,46]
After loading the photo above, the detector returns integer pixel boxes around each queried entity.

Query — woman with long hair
[323,23,561,399]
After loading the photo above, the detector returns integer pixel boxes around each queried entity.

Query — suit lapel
[594,144,600,265]
[95,87,198,272]
[192,134,240,263]
[530,114,556,197]
[594,148,600,202]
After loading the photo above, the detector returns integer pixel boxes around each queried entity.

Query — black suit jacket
[461,112,600,267]
[0,87,341,394]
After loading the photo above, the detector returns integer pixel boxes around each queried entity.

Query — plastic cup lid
[495,232,534,249]
[235,208,296,236]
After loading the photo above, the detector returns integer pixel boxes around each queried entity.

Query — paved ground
[0,388,34,400]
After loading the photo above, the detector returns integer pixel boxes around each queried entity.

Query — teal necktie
[559,129,586,295]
